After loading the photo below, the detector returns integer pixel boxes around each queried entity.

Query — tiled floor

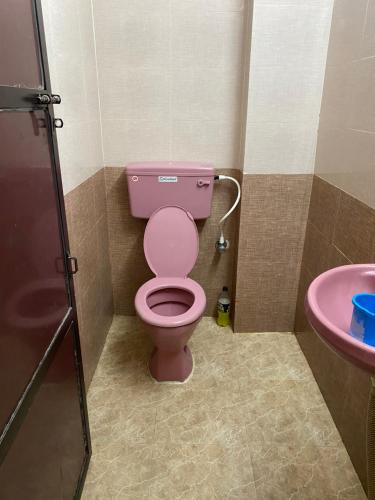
[82,316,366,500]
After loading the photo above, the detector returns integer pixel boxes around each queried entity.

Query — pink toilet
[126,162,214,382]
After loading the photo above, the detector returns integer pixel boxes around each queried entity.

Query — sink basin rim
[306,264,375,374]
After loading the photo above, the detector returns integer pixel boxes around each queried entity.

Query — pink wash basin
[305,264,375,375]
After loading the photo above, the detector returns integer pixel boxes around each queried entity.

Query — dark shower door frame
[0,0,91,497]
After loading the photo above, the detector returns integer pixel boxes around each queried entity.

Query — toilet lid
[144,206,199,277]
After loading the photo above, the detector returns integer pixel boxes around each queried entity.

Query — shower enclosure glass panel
[0,325,85,500]
[0,0,43,89]
[0,110,69,431]
[0,2,90,497]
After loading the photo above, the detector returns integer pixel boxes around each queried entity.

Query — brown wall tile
[65,169,114,387]
[327,244,352,269]
[92,168,107,223]
[294,265,313,334]
[105,167,242,316]
[337,363,370,489]
[295,175,374,491]
[333,189,375,263]
[104,167,153,316]
[235,260,302,332]
[233,174,312,333]
[309,176,340,241]
[302,222,332,278]
[296,321,370,491]
[65,176,95,250]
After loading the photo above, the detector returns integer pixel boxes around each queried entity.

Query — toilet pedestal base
[149,345,193,383]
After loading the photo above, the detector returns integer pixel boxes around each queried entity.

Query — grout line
[361,0,371,45]
[90,0,105,169]
[348,127,375,135]
[168,0,172,160]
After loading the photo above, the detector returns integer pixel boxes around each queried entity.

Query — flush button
[132,175,139,182]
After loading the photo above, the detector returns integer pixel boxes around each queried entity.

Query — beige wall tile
[42,0,103,194]
[249,4,332,72]
[102,119,170,167]
[325,0,368,66]
[99,68,170,122]
[314,0,375,208]
[315,128,375,209]
[243,1,333,174]
[93,0,246,170]
[171,119,241,169]
[248,64,325,125]
[319,63,351,129]
[255,0,329,4]
[170,1,245,71]
[361,0,375,58]
[244,121,319,174]
[204,0,245,11]
[347,58,375,132]
[93,0,169,72]
[170,69,241,123]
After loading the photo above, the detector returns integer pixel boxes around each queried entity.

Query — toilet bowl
[135,206,206,382]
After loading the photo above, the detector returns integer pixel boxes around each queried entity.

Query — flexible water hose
[216,175,241,245]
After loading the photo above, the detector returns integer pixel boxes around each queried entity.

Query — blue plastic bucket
[350,293,375,346]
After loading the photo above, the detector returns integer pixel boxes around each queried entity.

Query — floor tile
[82,316,366,500]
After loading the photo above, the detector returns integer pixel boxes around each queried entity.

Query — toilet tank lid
[127,161,214,177]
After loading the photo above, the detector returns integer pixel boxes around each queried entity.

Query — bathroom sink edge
[305,264,375,376]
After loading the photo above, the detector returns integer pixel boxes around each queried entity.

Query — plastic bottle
[217,286,231,327]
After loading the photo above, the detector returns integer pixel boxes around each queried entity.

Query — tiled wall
[42,0,103,194]
[243,0,333,174]
[233,1,333,332]
[43,0,112,387]
[234,175,312,332]
[92,0,249,169]
[295,0,375,490]
[295,176,375,489]
[105,167,242,317]
[315,0,375,209]
[64,170,113,387]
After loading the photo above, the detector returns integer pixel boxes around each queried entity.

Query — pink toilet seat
[135,205,206,328]
[135,277,206,328]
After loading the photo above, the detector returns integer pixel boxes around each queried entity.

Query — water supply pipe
[214,175,241,253]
